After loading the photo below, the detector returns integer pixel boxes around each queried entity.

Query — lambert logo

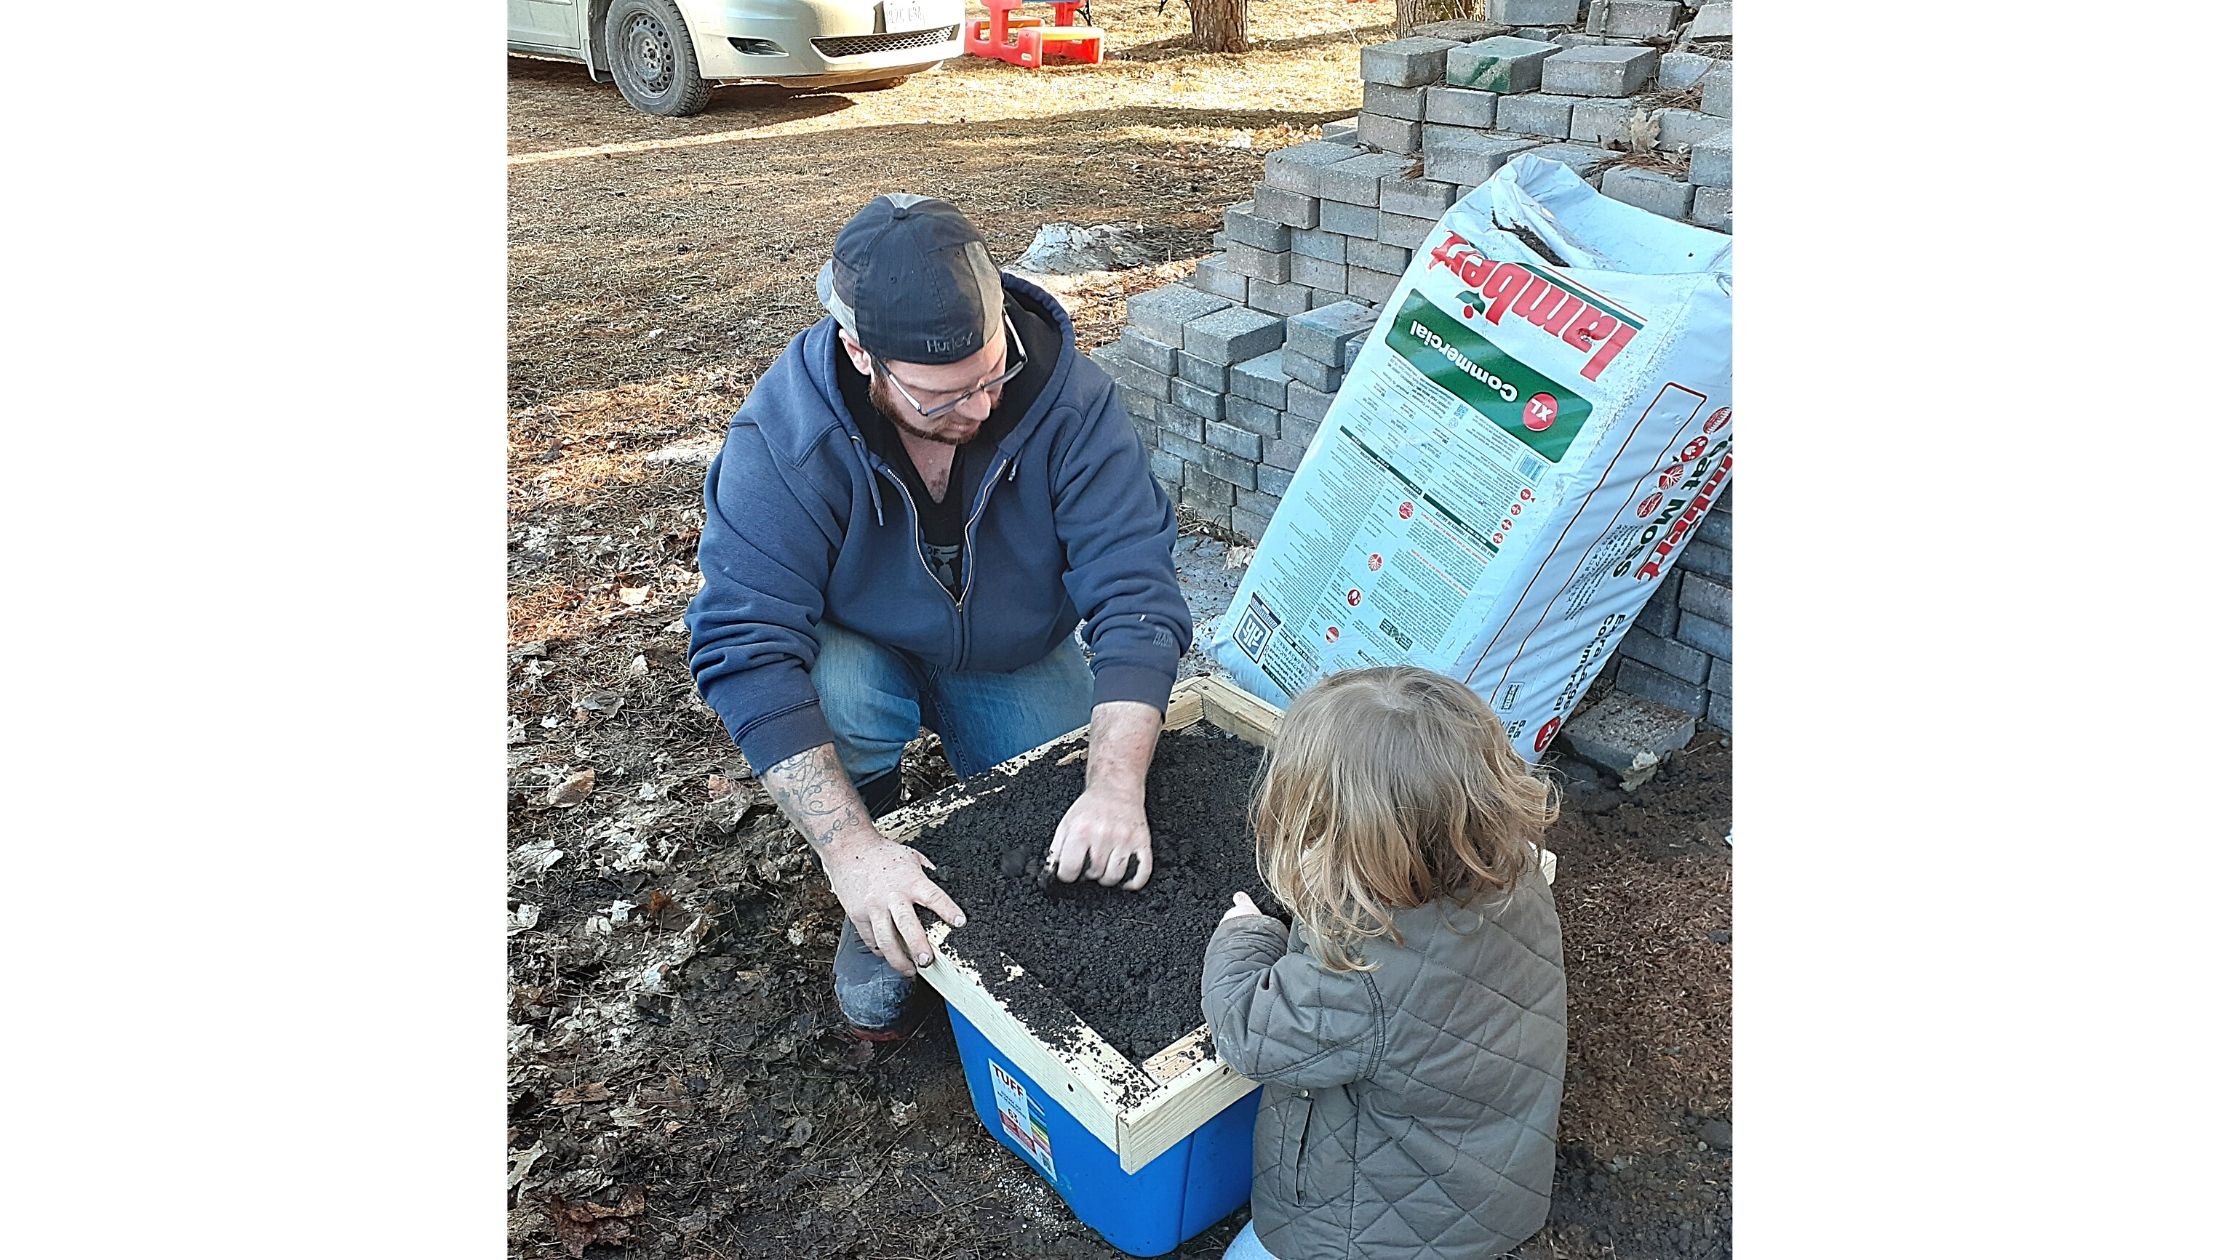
[1426,232,1642,382]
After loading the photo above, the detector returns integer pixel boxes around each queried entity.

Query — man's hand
[821,833,967,977]
[1047,784,1153,890]
[761,742,966,976]
[1044,699,1163,891]
[1222,891,1261,921]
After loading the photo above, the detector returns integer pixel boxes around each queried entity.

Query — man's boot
[831,770,935,1041]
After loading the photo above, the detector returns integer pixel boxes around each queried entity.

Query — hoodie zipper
[872,455,1011,671]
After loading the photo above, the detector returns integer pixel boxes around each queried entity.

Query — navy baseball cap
[816,193,1005,366]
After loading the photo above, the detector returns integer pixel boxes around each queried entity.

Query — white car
[507,0,966,116]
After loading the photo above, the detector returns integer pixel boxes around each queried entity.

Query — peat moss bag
[1210,154,1734,760]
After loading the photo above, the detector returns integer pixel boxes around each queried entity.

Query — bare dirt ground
[508,6,1731,1256]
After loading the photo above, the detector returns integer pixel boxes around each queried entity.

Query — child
[1202,666,1567,1260]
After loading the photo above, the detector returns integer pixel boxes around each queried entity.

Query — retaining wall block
[1379,174,1460,219]
[1128,284,1232,346]
[1230,350,1293,410]
[1361,37,1465,88]
[1363,83,1430,122]
[1183,303,1288,364]
[1264,139,1361,195]
[1599,166,1695,220]
[1540,45,1658,97]
[1252,184,1321,230]
[1313,152,1418,206]
[1614,659,1710,721]
[1247,278,1317,319]
[1447,35,1563,92]
[1495,93,1580,140]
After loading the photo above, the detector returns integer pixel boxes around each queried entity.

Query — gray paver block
[1171,377,1227,420]
[1346,235,1410,274]
[1357,113,1424,155]
[1204,419,1263,462]
[1314,289,1352,311]
[1316,199,1382,239]
[1287,379,1338,423]
[1636,585,1680,637]
[1291,226,1350,263]
[1600,166,1695,220]
[1586,0,1680,38]
[1230,350,1292,410]
[1253,184,1320,229]
[1281,408,1320,445]
[1262,437,1308,471]
[1226,396,1282,438]
[1361,37,1464,88]
[1346,266,1400,305]
[1182,303,1288,365]
[1701,61,1732,118]
[1264,139,1362,195]
[1654,109,1728,153]
[1193,256,1248,301]
[1378,210,1440,250]
[1708,656,1731,698]
[1247,277,1317,318]
[1257,463,1294,497]
[1180,463,1236,508]
[1677,539,1731,581]
[1677,572,1731,624]
[1425,85,1501,128]
[1690,137,1731,189]
[1290,251,1348,292]
[1283,348,1346,391]
[1690,186,1732,233]
[1177,352,1228,393]
[1101,352,1172,400]
[1313,151,1418,206]
[1695,507,1732,550]
[1572,98,1657,146]
[1197,445,1259,491]
[1691,2,1733,38]
[1117,384,1157,422]
[1496,92,1580,140]
[1487,0,1583,22]
[1288,300,1379,365]
[1224,241,1292,284]
[1613,660,1709,725]
[1425,133,1545,186]
[1342,338,1362,371]
[1363,83,1429,121]
[1659,51,1714,90]
[1144,444,1185,487]
[1618,627,1710,685]
[1447,35,1562,92]
[1128,284,1232,346]
[1231,499,1273,542]
[1414,18,1506,42]
[1675,610,1730,660]
[1540,45,1658,97]
[1319,117,1359,145]
[1223,203,1291,252]
[1118,326,1178,374]
[1379,174,1459,219]
[1559,692,1696,789]
[1150,403,1203,442]
[1706,691,1730,733]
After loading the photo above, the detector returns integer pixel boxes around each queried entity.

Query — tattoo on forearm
[763,744,871,852]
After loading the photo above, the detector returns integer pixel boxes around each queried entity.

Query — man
[686,194,1193,1040]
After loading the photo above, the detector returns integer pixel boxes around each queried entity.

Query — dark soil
[918,726,1278,1064]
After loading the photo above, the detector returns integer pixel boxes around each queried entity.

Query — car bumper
[685,0,966,84]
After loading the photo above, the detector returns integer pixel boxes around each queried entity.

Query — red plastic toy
[964,0,1105,68]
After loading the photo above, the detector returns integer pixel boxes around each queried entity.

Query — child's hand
[1222,892,1261,921]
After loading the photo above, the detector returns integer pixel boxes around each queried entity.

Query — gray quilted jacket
[1200,868,1566,1260]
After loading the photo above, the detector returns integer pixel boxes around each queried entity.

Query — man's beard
[871,376,984,446]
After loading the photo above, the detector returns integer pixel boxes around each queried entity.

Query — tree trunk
[1393,0,1432,37]
[1187,0,1250,53]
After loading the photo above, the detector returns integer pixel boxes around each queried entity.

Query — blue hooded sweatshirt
[686,274,1191,774]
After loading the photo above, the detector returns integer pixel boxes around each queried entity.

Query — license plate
[885,0,931,31]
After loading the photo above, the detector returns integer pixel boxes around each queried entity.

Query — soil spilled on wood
[915,726,1277,1064]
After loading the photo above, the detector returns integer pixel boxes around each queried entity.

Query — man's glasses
[873,314,1028,421]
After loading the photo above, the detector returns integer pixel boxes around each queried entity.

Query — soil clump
[917,726,1277,1063]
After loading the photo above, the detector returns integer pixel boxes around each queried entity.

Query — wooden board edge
[1115,1050,1259,1174]
[918,942,1140,1148]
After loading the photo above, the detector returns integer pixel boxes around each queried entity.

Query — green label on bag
[1385,291,1593,464]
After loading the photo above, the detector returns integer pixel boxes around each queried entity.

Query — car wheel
[604,0,711,117]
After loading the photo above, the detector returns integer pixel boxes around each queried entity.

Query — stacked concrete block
[1610,494,1734,730]
[1107,10,1737,719]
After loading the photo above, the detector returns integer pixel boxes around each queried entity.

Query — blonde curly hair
[1252,666,1558,973]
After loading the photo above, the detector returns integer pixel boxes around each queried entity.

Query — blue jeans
[1222,1220,1280,1260]
[811,619,1094,1028]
